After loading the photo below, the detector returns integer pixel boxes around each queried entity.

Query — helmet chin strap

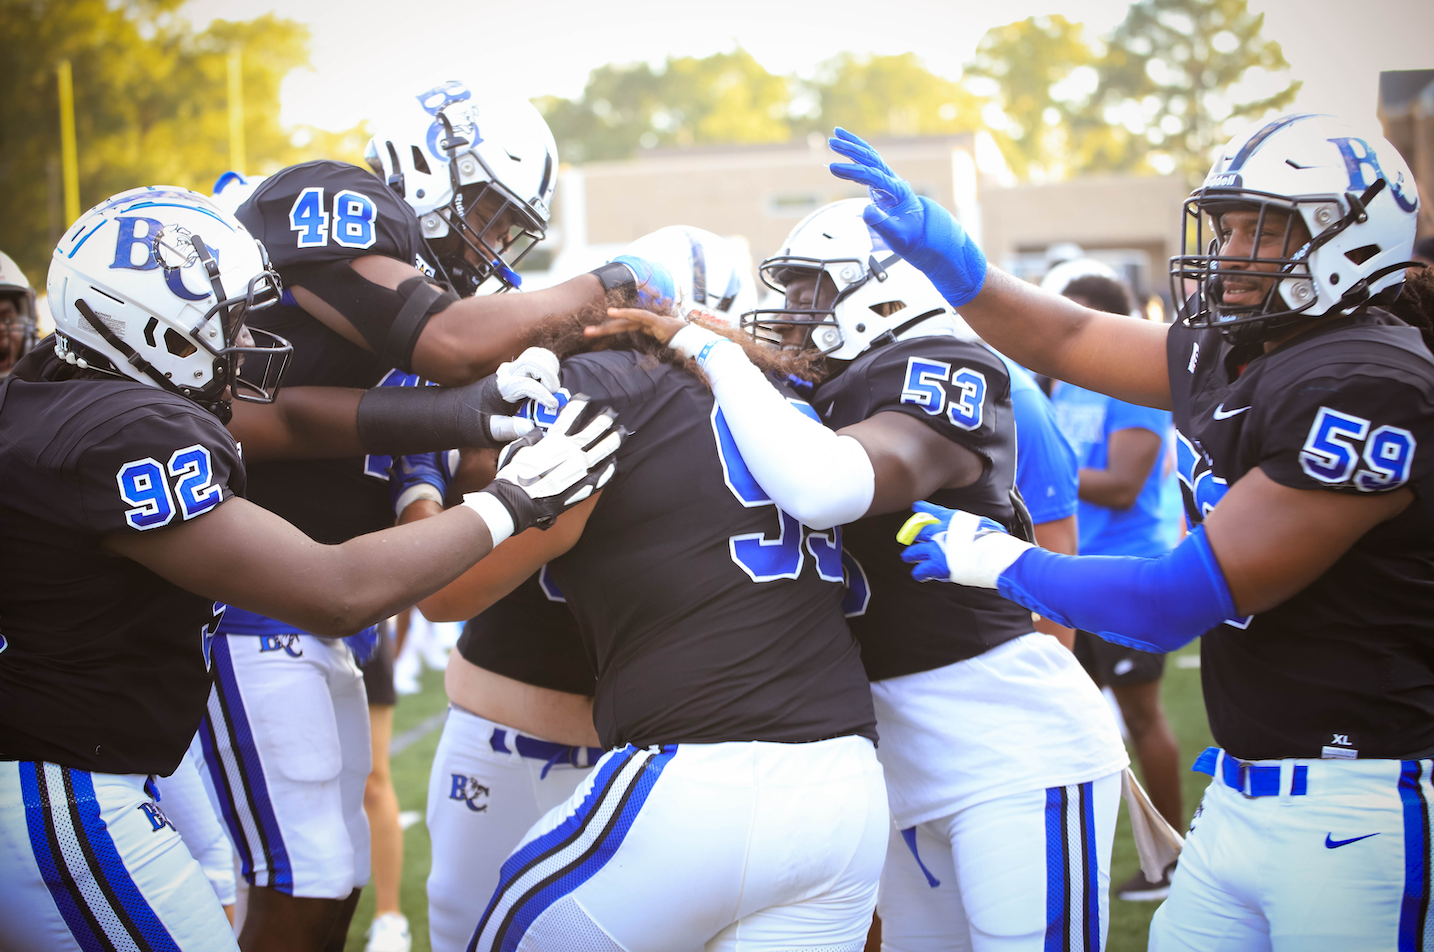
[73,298,230,421]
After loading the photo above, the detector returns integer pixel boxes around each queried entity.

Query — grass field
[345,641,1215,951]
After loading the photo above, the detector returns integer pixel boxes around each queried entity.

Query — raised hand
[827,127,989,308]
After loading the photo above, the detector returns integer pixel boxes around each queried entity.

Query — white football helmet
[1174,113,1421,344]
[46,186,291,420]
[622,226,757,326]
[364,81,559,296]
[744,199,953,360]
[0,250,38,377]
[210,170,267,215]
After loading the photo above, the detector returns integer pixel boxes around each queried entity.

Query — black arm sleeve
[287,263,456,373]
[355,375,505,453]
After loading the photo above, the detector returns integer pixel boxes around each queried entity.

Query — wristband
[462,490,517,548]
[393,483,443,515]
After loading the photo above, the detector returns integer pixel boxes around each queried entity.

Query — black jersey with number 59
[0,347,242,775]
[1167,310,1434,761]
[539,349,876,751]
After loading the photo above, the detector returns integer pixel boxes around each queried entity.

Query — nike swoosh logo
[1212,403,1251,420]
[1325,833,1380,849]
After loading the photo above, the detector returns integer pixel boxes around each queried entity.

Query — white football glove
[897,502,1031,588]
[463,393,624,544]
[496,346,561,409]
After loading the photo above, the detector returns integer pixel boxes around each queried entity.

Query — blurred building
[1378,69,1434,239]
[526,132,1194,312]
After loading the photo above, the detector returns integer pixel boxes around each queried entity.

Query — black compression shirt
[537,350,877,750]
[0,345,239,774]
[457,569,595,696]
[1168,309,1434,760]
[816,335,1033,681]
[235,161,444,546]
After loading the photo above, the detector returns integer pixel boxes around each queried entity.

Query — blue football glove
[343,626,381,665]
[897,500,1031,587]
[609,255,676,311]
[390,451,456,516]
[827,127,988,308]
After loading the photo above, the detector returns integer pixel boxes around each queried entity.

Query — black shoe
[1115,863,1173,902]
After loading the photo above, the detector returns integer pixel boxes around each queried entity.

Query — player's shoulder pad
[237,160,418,271]
[851,334,1012,401]
[557,349,664,410]
[45,384,235,472]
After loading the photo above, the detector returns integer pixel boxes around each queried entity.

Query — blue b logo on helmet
[1329,137,1420,213]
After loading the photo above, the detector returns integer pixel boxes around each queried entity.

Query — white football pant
[470,735,889,952]
[878,771,1121,952]
[0,763,237,951]
[425,708,601,952]
[1151,750,1434,952]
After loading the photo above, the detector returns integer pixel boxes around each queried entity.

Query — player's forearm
[962,270,1173,409]
[1078,467,1143,510]
[296,506,497,635]
[412,274,604,386]
[227,387,366,462]
[670,325,873,530]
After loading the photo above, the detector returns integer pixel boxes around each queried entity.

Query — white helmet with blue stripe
[46,186,291,420]
[622,225,757,326]
[364,81,559,296]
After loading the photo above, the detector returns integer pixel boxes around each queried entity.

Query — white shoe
[365,912,412,952]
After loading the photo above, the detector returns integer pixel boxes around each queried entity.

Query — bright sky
[182,0,1433,136]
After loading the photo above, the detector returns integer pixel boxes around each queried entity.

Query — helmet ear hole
[870,301,906,318]
[164,328,197,358]
[1345,244,1381,266]
[143,317,159,349]
[411,146,431,176]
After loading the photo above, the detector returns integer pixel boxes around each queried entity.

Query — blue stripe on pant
[469,745,677,952]
[19,762,105,952]
[68,769,182,952]
[19,763,183,952]
[1045,782,1099,952]
[205,633,293,892]
[1080,780,1099,951]
[1400,760,1431,952]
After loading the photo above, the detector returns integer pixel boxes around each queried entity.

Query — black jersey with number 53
[1167,310,1434,761]
[538,349,877,751]
[815,335,1032,682]
[0,347,241,775]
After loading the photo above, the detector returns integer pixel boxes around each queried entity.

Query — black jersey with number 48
[236,161,444,547]
[538,349,876,750]
[815,335,1033,682]
[1167,310,1434,761]
[0,347,241,775]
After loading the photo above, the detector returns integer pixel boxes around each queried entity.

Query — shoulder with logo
[236,160,431,274]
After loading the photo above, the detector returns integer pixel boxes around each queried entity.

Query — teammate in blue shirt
[1047,269,1184,902]
[994,349,1081,648]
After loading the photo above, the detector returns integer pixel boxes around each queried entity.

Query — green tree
[536,49,790,164]
[803,52,984,140]
[0,0,359,283]
[964,16,1103,179]
[1092,0,1300,177]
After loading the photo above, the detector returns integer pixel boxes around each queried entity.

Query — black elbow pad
[288,262,457,372]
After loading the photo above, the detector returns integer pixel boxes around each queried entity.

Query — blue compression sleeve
[995,525,1239,653]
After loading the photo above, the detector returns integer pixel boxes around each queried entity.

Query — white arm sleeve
[670,325,874,530]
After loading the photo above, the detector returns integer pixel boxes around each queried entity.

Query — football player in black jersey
[843,116,1434,949]
[0,250,38,377]
[403,305,888,951]
[397,227,775,952]
[0,189,623,952]
[592,198,1128,952]
[203,80,672,951]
